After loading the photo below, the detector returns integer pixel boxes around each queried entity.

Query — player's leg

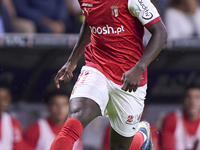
[107,80,147,150]
[50,97,101,150]
[130,121,153,150]
[109,121,152,150]
[51,66,109,150]
[68,97,101,128]
[110,127,134,150]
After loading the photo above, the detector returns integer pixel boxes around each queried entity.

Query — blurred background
[1,0,200,150]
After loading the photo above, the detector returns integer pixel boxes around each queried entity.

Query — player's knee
[67,104,92,128]
[68,98,101,127]
[68,105,83,120]
[68,109,86,126]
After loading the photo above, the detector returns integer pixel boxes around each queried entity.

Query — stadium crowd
[0,0,200,150]
[0,0,82,33]
[0,0,200,38]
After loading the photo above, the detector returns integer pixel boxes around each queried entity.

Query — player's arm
[55,19,91,88]
[121,0,167,92]
[139,21,167,67]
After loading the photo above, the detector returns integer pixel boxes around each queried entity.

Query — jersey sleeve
[160,112,177,150]
[128,0,161,28]
[23,122,40,150]
[11,117,26,150]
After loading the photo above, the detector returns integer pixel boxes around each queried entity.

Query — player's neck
[184,111,199,121]
[49,117,65,126]
[189,114,199,121]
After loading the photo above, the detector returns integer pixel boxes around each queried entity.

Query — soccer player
[51,0,167,149]
[0,83,25,150]
[161,84,200,150]
[24,89,83,150]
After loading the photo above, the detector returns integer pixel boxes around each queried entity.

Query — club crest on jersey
[111,6,118,17]
[82,7,90,16]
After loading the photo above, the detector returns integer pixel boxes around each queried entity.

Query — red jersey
[24,118,83,150]
[161,111,200,150]
[79,0,161,86]
[0,113,25,150]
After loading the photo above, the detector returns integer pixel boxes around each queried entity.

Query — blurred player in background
[165,0,200,39]
[24,89,83,150]
[0,83,25,150]
[51,0,167,149]
[161,84,200,150]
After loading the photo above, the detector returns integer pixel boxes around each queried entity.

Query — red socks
[129,131,145,150]
[50,118,83,150]
[50,118,144,150]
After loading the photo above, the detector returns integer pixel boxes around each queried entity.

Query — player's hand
[121,66,144,92]
[54,62,77,88]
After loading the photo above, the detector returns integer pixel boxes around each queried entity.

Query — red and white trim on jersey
[128,0,161,27]
[36,119,56,150]
[0,113,24,150]
[25,118,83,150]
[0,113,13,150]
[161,111,200,150]
[175,110,200,150]
[37,119,83,150]
[145,17,161,28]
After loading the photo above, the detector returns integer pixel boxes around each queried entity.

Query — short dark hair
[183,83,200,98]
[44,88,70,104]
[0,82,11,91]
[168,0,182,8]
[185,83,200,91]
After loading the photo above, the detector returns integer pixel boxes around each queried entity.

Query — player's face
[183,88,200,118]
[0,89,11,115]
[48,95,69,123]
